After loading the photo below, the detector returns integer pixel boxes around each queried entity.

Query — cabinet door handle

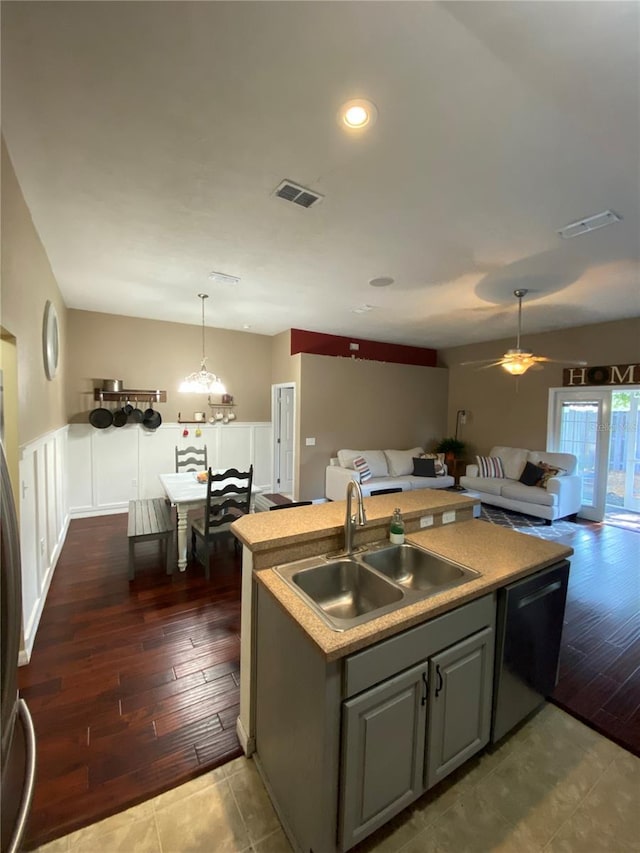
[421,671,428,705]
[435,665,443,698]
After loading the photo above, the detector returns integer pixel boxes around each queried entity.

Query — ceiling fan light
[502,360,531,376]
[501,350,535,376]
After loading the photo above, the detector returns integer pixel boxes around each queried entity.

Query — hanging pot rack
[93,388,167,403]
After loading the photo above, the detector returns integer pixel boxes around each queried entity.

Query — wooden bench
[127,498,175,579]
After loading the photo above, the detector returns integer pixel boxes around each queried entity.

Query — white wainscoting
[67,422,273,517]
[19,425,70,664]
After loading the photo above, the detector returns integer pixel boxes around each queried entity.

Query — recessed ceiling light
[352,304,374,314]
[208,270,240,285]
[338,99,378,131]
[369,276,394,288]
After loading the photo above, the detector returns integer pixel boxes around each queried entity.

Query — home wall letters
[562,363,639,387]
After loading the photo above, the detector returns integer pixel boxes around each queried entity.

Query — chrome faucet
[344,480,367,555]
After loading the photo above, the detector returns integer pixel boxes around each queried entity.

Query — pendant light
[179,294,226,395]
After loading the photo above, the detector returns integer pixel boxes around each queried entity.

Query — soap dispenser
[390,508,405,545]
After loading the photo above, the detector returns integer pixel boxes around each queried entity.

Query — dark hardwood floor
[550,520,640,757]
[18,514,243,850]
[17,512,640,848]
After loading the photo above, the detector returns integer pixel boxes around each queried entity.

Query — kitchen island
[231,491,573,853]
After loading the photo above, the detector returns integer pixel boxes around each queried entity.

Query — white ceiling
[3,1,639,349]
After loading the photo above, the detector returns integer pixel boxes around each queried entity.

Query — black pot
[143,408,162,430]
[89,406,113,429]
[112,408,128,428]
[122,402,134,416]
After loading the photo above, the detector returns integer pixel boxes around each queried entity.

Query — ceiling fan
[461,289,587,376]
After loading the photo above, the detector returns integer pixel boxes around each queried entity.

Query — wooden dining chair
[191,465,253,578]
[175,445,208,473]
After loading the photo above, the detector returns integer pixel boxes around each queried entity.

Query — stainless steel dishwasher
[491,560,570,743]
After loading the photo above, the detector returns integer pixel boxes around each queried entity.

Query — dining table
[159,471,261,572]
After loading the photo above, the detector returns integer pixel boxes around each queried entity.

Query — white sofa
[459,446,581,523]
[325,447,455,502]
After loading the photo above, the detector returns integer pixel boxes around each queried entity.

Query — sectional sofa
[325,447,455,501]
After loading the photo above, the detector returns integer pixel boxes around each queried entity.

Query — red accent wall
[290,328,437,367]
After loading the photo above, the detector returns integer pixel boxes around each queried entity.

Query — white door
[611,390,640,513]
[272,384,295,496]
[548,389,610,521]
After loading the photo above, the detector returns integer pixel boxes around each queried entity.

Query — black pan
[128,398,144,423]
[143,407,162,430]
[89,393,113,429]
[89,406,113,429]
[112,408,128,428]
[122,401,134,416]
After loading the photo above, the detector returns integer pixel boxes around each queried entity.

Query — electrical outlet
[131,479,137,487]
[442,511,456,524]
[305,437,316,446]
[420,515,433,528]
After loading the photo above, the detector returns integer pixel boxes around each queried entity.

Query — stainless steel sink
[277,558,405,631]
[273,542,480,632]
[361,544,479,592]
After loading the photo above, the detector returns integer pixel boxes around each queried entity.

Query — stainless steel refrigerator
[1,436,37,852]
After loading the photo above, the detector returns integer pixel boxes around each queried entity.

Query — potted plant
[434,437,466,466]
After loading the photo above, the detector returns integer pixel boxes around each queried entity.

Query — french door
[612,390,640,513]
[548,389,610,521]
[548,387,640,522]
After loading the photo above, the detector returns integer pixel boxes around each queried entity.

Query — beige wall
[1,139,68,446]
[66,310,273,424]
[270,330,297,386]
[1,335,20,502]
[297,354,449,500]
[440,317,640,458]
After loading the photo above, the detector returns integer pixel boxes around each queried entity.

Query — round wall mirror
[42,300,59,380]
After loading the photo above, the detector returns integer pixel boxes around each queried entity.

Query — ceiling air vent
[558,209,621,239]
[273,179,324,209]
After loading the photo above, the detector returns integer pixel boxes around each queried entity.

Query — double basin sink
[273,542,480,632]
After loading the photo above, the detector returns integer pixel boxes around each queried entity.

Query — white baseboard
[20,512,70,665]
[70,505,128,519]
[235,716,255,757]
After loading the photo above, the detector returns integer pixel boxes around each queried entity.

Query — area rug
[479,505,582,541]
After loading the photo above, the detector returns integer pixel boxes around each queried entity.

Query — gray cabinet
[255,589,496,853]
[339,623,495,851]
[340,662,428,849]
[425,626,494,789]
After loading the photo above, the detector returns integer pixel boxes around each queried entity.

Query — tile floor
[34,704,639,853]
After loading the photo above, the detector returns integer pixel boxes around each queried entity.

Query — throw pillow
[337,449,388,477]
[353,455,372,483]
[476,455,505,478]
[412,457,436,477]
[421,452,446,476]
[384,447,425,477]
[536,461,567,489]
[519,461,545,487]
